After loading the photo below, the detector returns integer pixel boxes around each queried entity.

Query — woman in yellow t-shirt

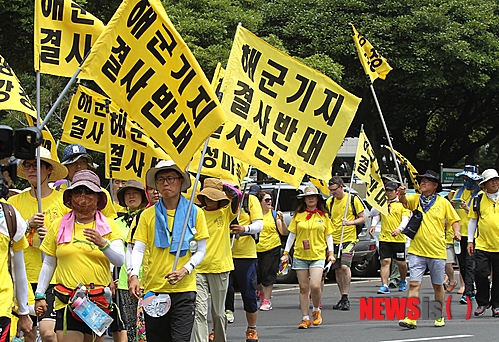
[281,186,334,330]
[34,170,124,342]
[255,190,288,311]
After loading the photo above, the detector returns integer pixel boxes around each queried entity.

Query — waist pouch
[54,284,111,322]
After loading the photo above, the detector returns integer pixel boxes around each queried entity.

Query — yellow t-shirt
[378,202,410,243]
[232,195,263,259]
[113,202,128,216]
[40,216,122,310]
[448,188,479,237]
[197,206,236,273]
[288,211,333,260]
[256,210,282,253]
[8,190,70,283]
[469,194,499,252]
[134,205,209,293]
[0,205,29,318]
[126,214,149,281]
[405,194,460,259]
[326,195,364,243]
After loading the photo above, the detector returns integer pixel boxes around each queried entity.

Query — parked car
[258,182,379,283]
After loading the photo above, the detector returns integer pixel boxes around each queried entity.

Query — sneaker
[298,318,311,329]
[312,310,322,325]
[459,295,467,305]
[226,310,234,323]
[389,278,399,289]
[434,317,445,327]
[332,298,344,310]
[341,299,350,311]
[474,305,487,316]
[256,291,264,302]
[492,307,499,317]
[209,331,214,341]
[399,317,417,329]
[245,328,258,342]
[377,284,390,294]
[260,299,272,311]
[399,280,407,292]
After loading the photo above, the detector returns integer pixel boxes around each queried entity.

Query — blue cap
[61,144,93,165]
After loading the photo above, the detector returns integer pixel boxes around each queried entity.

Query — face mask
[71,193,99,215]
[463,178,476,190]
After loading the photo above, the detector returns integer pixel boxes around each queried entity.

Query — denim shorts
[292,257,325,270]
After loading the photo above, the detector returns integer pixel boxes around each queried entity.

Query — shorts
[31,283,56,321]
[109,293,126,332]
[292,258,325,270]
[55,308,93,335]
[333,242,356,268]
[257,246,280,286]
[407,254,446,284]
[446,244,457,264]
[379,241,406,261]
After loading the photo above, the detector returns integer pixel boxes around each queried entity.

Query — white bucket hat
[145,160,191,192]
[479,169,499,186]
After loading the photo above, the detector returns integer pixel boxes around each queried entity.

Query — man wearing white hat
[8,147,69,342]
[467,169,499,317]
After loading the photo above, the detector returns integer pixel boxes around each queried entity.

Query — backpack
[329,194,365,237]
[271,209,283,237]
[472,193,484,238]
[1,202,18,275]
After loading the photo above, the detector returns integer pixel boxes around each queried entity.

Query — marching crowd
[1,143,499,342]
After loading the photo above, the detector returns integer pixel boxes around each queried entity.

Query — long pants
[456,236,475,297]
[474,249,499,308]
[193,272,229,342]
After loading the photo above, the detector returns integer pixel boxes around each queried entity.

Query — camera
[0,125,42,199]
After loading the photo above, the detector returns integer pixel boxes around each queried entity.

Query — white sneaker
[226,310,234,323]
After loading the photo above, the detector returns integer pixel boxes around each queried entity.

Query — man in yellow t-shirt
[0,203,32,340]
[326,176,366,311]
[369,181,410,294]
[7,147,68,342]
[448,165,482,304]
[129,160,208,342]
[398,170,460,329]
[467,169,499,317]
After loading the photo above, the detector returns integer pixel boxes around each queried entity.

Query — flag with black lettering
[221,26,361,181]
[34,0,104,78]
[383,145,420,193]
[79,0,226,170]
[25,114,59,162]
[0,55,37,116]
[309,177,330,196]
[351,24,392,84]
[354,130,388,215]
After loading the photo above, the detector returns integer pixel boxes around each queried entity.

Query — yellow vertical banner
[383,145,420,193]
[0,55,37,116]
[221,26,361,181]
[34,0,105,78]
[351,24,392,84]
[79,0,226,170]
[354,130,388,215]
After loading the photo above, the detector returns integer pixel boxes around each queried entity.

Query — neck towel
[57,211,112,244]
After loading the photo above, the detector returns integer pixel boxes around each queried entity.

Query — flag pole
[231,166,253,249]
[35,71,42,212]
[368,78,403,184]
[338,161,357,258]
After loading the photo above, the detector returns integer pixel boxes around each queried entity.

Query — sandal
[457,288,464,294]
[446,280,458,292]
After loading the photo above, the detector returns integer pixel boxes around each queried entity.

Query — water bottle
[454,240,461,254]
[72,297,114,336]
[72,285,86,302]
[103,287,112,306]
[12,332,24,342]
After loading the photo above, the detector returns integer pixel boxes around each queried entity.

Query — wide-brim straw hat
[197,178,229,207]
[145,160,191,192]
[479,169,499,186]
[17,147,68,182]
[297,185,321,198]
[63,169,107,210]
[117,179,148,208]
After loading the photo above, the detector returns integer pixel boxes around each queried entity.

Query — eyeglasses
[72,186,95,195]
[22,161,38,171]
[329,186,340,192]
[156,176,181,185]
[264,198,272,203]
[72,237,97,251]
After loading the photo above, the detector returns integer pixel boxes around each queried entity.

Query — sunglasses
[264,198,272,203]
[72,186,95,195]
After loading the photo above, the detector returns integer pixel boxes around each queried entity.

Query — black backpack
[329,194,365,237]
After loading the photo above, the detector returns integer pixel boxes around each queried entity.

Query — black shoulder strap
[129,209,144,242]
[473,193,483,230]
[329,197,334,214]
[350,194,358,217]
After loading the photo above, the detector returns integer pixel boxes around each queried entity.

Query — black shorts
[0,317,10,342]
[31,283,56,321]
[55,308,93,335]
[379,241,406,261]
[257,246,280,286]
[109,292,126,332]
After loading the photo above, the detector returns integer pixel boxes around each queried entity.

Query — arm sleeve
[182,238,207,274]
[467,218,477,243]
[245,219,263,234]
[130,241,146,277]
[284,231,296,253]
[13,250,29,315]
[35,255,57,294]
[397,216,410,230]
[103,239,125,267]
[326,234,334,252]
[371,214,381,227]
[126,243,134,275]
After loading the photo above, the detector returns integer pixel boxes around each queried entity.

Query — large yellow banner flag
[351,24,392,84]
[61,84,171,181]
[0,55,37,116]
[383,145,420,193]
[34,0,104,78]
[354,131,388,215]
[25,114,59,162]
[221,26,361,181]
[79,0,226,170]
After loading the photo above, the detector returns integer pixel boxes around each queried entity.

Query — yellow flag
[221,26,361,181]
[0,55,37,116]
[34,0,104,78]
[25,114,59,162]
[80,0,226,170]
[61,84,171,181]
[309,177,330,196]
[383,145,420,193]
[354,131,388,215]
[351,24,392,83]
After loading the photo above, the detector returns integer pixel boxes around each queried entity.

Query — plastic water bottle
[454,240,461,254]
[103,287,112,306]
[72,285,86,302]
[72,297,114,336]
[12,332,24,342]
